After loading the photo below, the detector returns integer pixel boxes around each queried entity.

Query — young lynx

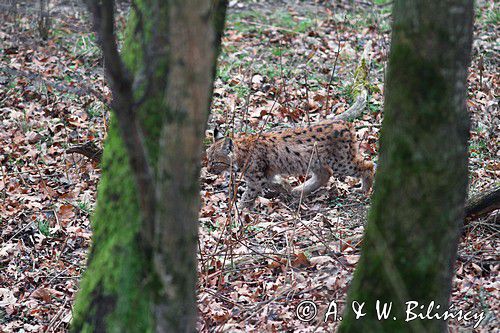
[206,120,374,209]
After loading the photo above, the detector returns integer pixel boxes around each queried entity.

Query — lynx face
[206,138,233,175]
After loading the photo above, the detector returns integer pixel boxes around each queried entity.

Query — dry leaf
[292,253,311,268]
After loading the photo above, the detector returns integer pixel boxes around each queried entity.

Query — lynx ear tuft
[214,126,224,141]
[222,137,233,153]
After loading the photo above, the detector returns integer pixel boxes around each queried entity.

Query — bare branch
[86,0,132,96]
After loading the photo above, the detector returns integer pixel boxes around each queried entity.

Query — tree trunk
[71,1,226,331]
[339,1,473,333]
[153,0,227,331]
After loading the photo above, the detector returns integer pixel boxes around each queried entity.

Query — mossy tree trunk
[339,1,473,333]
[71,1,227,332]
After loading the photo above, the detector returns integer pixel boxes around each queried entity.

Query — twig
[45,299,68,332]
[6,221,34,243]
[328,40,372,121]
[303,70,311,124]
[324,14,345,116]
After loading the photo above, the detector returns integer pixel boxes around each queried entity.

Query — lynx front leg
[359,163,374,195]
[239,173,267,210]
[240,186,260,209]
[351,157,374,195]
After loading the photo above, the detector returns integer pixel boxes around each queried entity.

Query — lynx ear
[214,126,224,141]
[222,137,233,153]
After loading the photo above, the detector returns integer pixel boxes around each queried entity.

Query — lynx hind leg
[291,168,331,197]
[270,175,292,194]
[261,175,292,199]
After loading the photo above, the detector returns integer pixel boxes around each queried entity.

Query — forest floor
[0,0,498,332]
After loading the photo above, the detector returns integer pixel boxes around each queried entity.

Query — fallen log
[464,186,500,222]
[66,141,102,163]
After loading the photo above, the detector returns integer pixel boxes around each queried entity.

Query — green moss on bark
[72,1,226,330]
[71,117,154,332]
[71,1,168,331]
[339,1,473,332]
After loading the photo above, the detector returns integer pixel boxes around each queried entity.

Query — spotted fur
[206,120,374,209]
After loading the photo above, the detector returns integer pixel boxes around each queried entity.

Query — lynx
[206,120,374,209]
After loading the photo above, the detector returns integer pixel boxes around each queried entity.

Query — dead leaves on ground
[0,0,498,332]
[1,2,102,331]
[198,1,499,331]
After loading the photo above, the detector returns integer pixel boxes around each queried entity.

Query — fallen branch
[333,89,368,121]
[465,186,500,222]
[66,142,102,163]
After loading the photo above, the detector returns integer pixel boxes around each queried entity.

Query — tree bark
[339,1,473,332]
[71,1,226,331]
[153,0,227,331]
[71,2,168,331]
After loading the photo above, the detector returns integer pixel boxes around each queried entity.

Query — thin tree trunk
[153,0,227,331]
[339,1,473,332]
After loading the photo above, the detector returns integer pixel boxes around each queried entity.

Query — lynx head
[206,137,233,175]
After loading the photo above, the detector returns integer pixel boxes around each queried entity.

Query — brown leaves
[1,4,102,331]
[200,204,217,218]
[0,288,17,307]
[292,252,311,268]
[58,204,76,222]
[25,131,43,144]
[31,287,63,303]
